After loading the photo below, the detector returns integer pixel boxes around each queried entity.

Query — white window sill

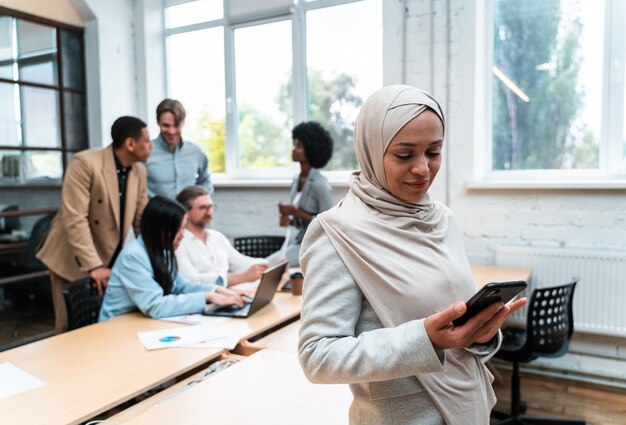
[465,179,626,190]
[214,178,351,189]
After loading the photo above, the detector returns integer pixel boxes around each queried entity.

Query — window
[0,8,87,183]
[234,19,293,170]
[486,0,626,180]
[164,0,382,179]
[166,27,225,171]
[306,1,382,171]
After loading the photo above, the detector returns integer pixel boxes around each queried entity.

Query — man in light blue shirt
[146,99,213,199]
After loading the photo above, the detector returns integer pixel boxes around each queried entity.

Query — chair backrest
[26,213,54,271]
[62,278,104,330]
[233,235,285,258]
[526,277,578,358]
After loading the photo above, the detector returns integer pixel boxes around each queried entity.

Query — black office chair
[62,278,103,331]
[233,235,285,258]
[25,213,54,272]
[0,213,54,340]
[491,277,584,425]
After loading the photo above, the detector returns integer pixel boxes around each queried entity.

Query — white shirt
[176,228,259,287]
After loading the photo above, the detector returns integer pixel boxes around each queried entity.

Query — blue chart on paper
[159,336,181,343]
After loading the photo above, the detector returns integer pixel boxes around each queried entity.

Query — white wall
[72,0,141,146]
[133,0,167,135]
[211,185,348,239]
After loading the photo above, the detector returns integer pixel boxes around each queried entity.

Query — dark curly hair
[292,121,333,168]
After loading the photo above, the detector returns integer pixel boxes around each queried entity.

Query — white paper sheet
[0,363,45,399]
[182,334,242,349]
[137,321,250,350]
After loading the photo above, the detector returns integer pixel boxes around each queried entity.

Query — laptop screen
[203,260,288,317]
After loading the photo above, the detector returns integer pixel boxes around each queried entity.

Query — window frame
[0,6,87,184]
[162,0,377,182]
[478,0,626,185]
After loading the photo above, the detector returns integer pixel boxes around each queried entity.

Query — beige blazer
[37,145,148,282]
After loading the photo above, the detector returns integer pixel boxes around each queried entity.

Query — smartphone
[452,280,527,327]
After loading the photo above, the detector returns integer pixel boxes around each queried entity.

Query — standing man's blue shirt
[98,237,215,321]
[146,134,213,199]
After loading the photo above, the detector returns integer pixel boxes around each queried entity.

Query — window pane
[19,60,57,85]
[0,16,14,79]
[167,27,225,172]
[20,86,61,148]
[16,20,57,85]
[24,151,62,180]
[165,0,222,28]
[492,0,603,170]
[234,20,292,168]
[0,150,63,181]
[0,82,19,147]
[64,92,88,151]
[307,0,382,171]
[61,29,84,90]
[1,150,21,180]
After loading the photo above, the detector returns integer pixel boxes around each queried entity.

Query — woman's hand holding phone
[424,294,527,350]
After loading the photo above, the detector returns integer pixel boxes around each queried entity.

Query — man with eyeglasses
[175,186,268,287]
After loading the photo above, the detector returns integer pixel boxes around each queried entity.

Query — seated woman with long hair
[99,196,245,321]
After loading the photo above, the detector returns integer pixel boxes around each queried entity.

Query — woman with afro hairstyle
[278,121,334,266]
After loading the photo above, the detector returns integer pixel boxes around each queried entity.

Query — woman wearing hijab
[298,85,527,425]
[278,121,334,266]
[99,196,245,321]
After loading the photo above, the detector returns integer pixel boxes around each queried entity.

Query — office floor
[0,288,54,350]
[491,368,626,425]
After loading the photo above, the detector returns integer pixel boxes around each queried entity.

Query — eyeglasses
[195,204,216,212]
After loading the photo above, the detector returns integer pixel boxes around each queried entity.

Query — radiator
[495,245,626,337]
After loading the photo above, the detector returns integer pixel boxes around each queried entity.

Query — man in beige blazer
[37,116,153,333]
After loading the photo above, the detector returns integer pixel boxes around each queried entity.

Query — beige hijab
[317,85,495,425]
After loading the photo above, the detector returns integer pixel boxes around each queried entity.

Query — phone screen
[452,280,527,326]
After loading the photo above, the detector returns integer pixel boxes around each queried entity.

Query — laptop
[203,260,288,318]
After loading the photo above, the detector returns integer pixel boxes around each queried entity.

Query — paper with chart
[0,362,46,399]
[137,321,249,350]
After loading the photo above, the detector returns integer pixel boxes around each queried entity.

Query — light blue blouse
[98,237,214,321]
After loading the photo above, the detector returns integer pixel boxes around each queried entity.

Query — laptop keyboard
[207,301,252,315]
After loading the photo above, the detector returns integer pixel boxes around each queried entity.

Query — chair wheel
[519,400,527,414]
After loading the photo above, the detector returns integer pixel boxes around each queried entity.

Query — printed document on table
[0,362,45,399]
[137,321,250,350]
